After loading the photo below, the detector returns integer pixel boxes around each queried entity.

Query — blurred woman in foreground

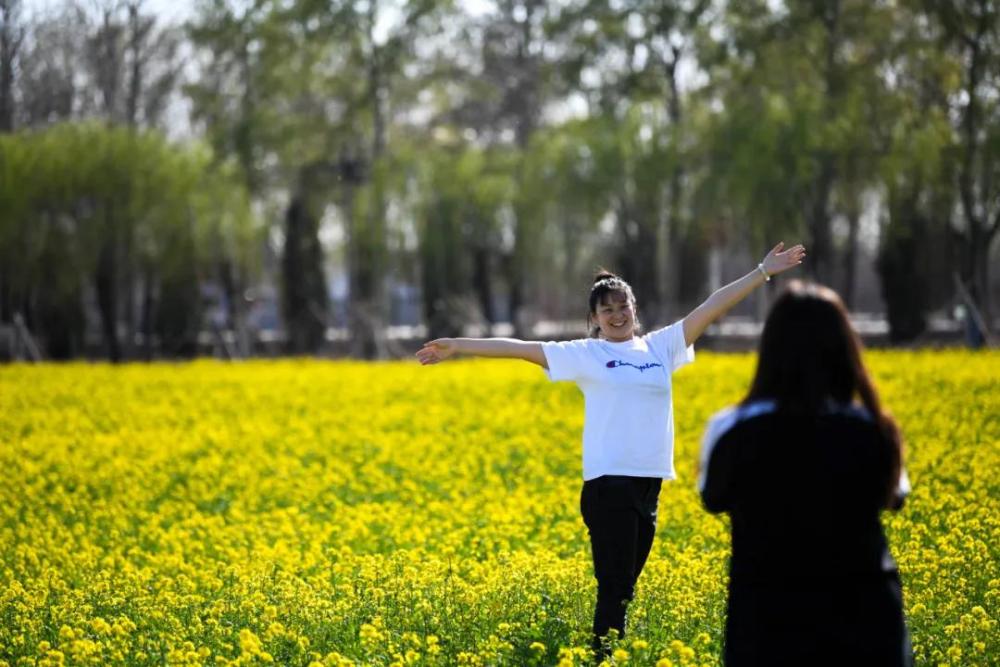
[699,281,912,666]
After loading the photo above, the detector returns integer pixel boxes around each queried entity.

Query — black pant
[580,475,662,654]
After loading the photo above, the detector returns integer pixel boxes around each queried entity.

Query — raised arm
[682,242,806,347]
[415,337,548,368]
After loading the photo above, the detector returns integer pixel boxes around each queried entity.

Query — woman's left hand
[761,242,806,277]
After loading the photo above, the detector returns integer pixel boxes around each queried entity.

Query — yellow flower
[239,629,263,655]
[1,354,996,666]
[89,617,111,635]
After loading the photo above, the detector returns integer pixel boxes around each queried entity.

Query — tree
[9,0,187,358]
[930,0,1000,334]
[340,0,451,356]
[413,141,517,339]
[423,0,556,338]
[15,2,81,127]
[281,167,329,354]
[188,0,450,356]
[871,0,957,341]
[700,1,902,296]
[0,0,25,132]
[552,0,712,317]
[0,123,259,360]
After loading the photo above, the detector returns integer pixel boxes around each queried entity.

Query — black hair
[588,269,639,338]
[743,280,903,506]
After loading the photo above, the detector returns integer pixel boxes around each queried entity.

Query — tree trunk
[125,1,143,128]
[0,263,10,323]
[141,265,154,361]
[842,201,860,309]
[505,243,526,338]
[953,11,996,333]
[346,8,389,359]
[808,0,843,287]
[419,203,464,340]
[219,258,249,358]
[121,204,137,360]
[95,8,122,121]
[282,181,328,355]
[616,200,658,317]
[236,29,257,194]
[471,239,494,329]
[877,186,928,342]
[32,211,79,359]
[674,225,709,310]
[966,223,995,334]
[0,0,23,133]
[807,157,835,284]
[348,213,383,358]
[659,45,684,318]
[505,1,541,340]
[96,237,121,362]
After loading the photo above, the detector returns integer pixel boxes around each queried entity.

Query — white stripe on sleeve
[697,401,777,492]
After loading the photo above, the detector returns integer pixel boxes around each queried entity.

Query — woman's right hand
[416,338,458,365]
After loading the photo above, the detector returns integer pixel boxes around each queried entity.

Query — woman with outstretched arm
[416,242,806,658]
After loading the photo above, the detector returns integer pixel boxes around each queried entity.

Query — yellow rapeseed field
[1,351,997,666]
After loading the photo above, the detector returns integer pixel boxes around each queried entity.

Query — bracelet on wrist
[756,263,771,282]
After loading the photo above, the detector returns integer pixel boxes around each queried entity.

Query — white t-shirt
[542,321,694,481]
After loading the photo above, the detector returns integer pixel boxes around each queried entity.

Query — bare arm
[415,337,548,368]
[682,242,806,347]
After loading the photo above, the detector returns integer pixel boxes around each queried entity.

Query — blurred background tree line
[0,0,997,360]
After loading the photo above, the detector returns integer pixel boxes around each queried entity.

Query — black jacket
[700,400,912,666]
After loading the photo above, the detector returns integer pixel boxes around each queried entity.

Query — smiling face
[593,290,636,342]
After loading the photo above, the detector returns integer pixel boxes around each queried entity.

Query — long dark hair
[743,280,903,504]
[588,269,638,338]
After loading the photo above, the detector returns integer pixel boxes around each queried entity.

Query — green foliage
[6,0,995,354]
[413,142,517,336]
[0,122,260,358]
